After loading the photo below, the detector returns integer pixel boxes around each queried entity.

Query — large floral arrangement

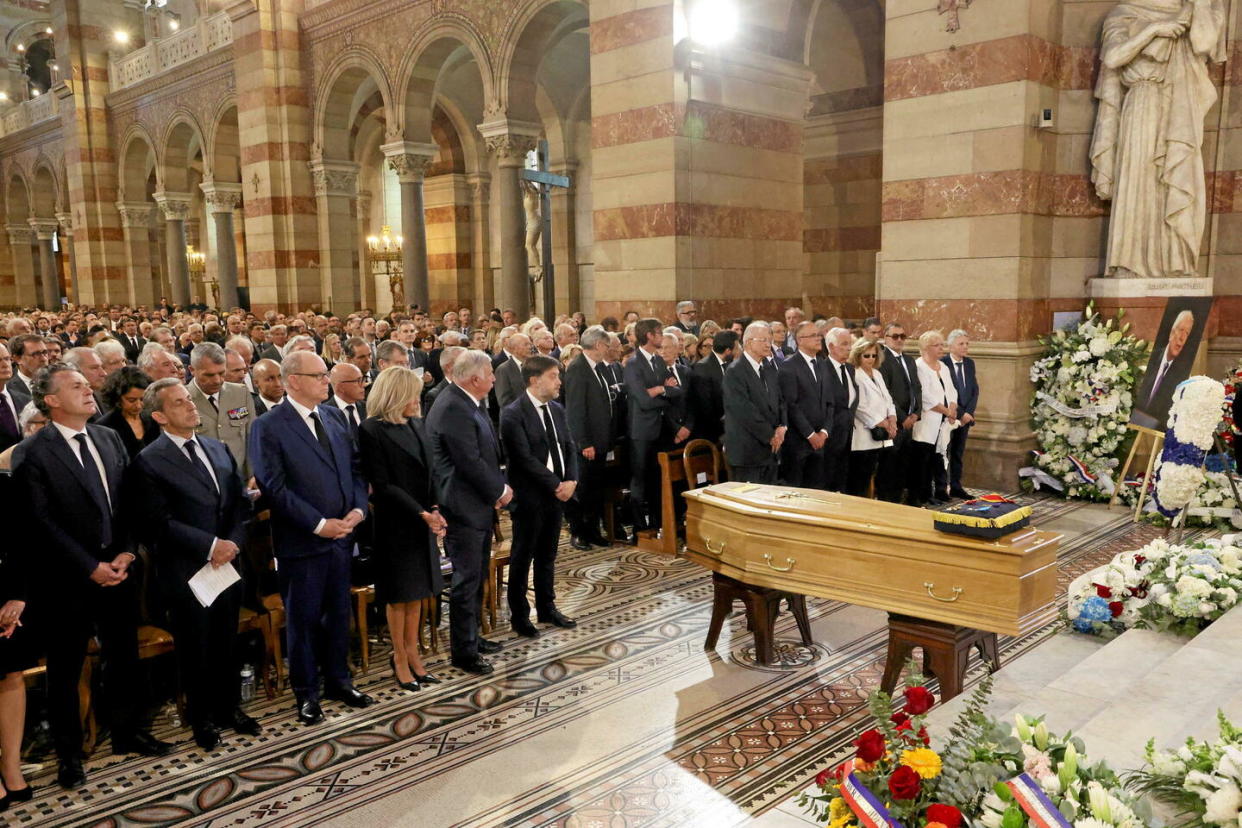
[979,715,1147,828]
[1025,304,1148,501]
[1067,537,1242,638]
[800,675,1148,828]
[1126,712,1242,828]
[1151,377,1225,520]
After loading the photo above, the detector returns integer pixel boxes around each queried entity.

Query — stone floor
[8,493,1151,828]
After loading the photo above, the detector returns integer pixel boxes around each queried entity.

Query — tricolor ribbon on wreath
[1005,772,1073,828]
[1035,391,1118,419]
[839,760,903,828]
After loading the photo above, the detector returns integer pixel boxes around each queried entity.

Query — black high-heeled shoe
[5,785,32,803]
[390,655,420,692]
[413,671,440,684]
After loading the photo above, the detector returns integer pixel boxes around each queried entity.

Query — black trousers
[166,578,242,728]
[782,442,826,489]
[278,546,351,701]
[444,521,491,660]
[628,438,661,529]
[823,445,850,492]
[909,440,946,506]
[933,424,971,492]
[846,448,882,497]
[732,458,779,484]
[568,452,608,539]
[876,427,921,503]
[508,501,564,620]
[43,579,142,763]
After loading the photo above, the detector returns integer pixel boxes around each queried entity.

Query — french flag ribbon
[964,493,1016,505]
[1005,773,1072,828]
[1067,455,1097,484]
[840,763,902,828]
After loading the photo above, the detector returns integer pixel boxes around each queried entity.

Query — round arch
[495,0,588,125]
[119,126,159,201]
[30,160,58,218]
[314,46,394,161]
[395,24,495,143]
[207,98,241,183]
[6,170,31,223]
[161,113,206,193]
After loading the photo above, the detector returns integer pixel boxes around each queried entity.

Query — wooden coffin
[682,483,1060,636]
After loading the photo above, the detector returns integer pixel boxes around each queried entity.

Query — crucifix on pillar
[518,140,569,321]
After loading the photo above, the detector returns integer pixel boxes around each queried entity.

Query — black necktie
[840,363,850,401]
[309,410,332,454]
[807,357,817,383]
[759,361,771,391]
[209,395,219,414]
[0,394,16,439]
[73,433,113,546]
[345,404,358,431]
[540,404,564,479]
[955,361,964,389]
[185,438,219,494]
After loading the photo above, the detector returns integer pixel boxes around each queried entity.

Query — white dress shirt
[527,390,566,474]
[52,420,111,509]
[826,355,857,407]
[164,432,226,561]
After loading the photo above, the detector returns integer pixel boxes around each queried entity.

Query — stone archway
[203,103,244,309]
[29,163,61,307]
[5,172,37,306]
[118,130,161,306]
[160,117,205,307]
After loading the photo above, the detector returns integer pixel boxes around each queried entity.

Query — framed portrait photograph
[1129,296,1215,431]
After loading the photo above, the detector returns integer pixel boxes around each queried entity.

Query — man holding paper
[127,377,261,751]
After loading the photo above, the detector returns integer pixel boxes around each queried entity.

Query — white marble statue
[1089,0,1225,279]
[522,180,543,278]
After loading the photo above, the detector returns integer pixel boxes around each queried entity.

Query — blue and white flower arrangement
[1152,377,1225,521]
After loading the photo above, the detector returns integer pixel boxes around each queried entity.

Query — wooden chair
[635,447,687,556]
[682,439,724,489]
[483,538,513,633]
[352,585,376,669]
[81,624,176,754]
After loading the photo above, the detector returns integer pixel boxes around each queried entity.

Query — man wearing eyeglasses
[7,334,49,397]
[877,323,922,503]
[672,300,700,336]
[322,362,367,437]
[249,351,375,726]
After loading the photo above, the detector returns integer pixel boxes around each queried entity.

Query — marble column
[308,158,360,312]
[381,141,438,312]
[55,211,78,305]
[551,160,580,315]
[466,172,492,314]
[478,121,539,317]
[200,182,244,310]
[117,202,157,307]
[6,224,37,307]
[153,191,193,307]
[29,218,61,309]
[356,190,375,311]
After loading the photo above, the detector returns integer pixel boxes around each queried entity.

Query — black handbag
[869,425,889,441]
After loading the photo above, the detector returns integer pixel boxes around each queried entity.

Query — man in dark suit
[6,333,48,398]
[127,379,261,751]
[425,350,512,674]
[778,321,833,488]
[722,322,786,483]
[939,330,979,499]
[323,362,368,438]
[660,331,695,446]
[876,323,922,503]
[822,327,859,492]
[500,355,579,637]
[623,318,682,531]
[251,358,285,417]
[672,300,700,335]
[423,346,464,416]
[690,330,736,443]
[1132,308,1198,430]
[563,327,614,549]
[0,342,29,452]
[248,351,374,725]
[494,333,531,409]
[16,365,171,789]
[258,324,288,363]
[115,317,146,364]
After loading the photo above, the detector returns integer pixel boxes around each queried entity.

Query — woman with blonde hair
[357,366,447,690]
[698,319,721,339]
[320,332,342,368]
[847,337,897,497]
[911,330,958,506]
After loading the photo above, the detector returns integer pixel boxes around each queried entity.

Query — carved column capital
[199,181,244,214]
[466,173,491,202]
[356,189,372,220]
[380,140,438,183]
[308,159,359,197]
[5,224,32,243]
[28,217,59,240]
[55,211,73,237]
[477,118,541,167]
[116,201,157,228]
[152,191,193,221]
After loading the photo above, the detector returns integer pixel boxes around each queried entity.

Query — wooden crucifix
[519,140,570,320]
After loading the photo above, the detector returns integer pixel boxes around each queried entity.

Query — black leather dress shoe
[193,723,221,752]
[113,729,173,757]
[950,487,972,499]
[325,684,376,708]
[224,709,262,736]
[297,698,324,726]
[57,760,86,791]
[539,608,578,628]
[477,637,503,654]
[512,619,540,638]
[586,534,612,547]
[451,655,494,675]
[570,536,592,551]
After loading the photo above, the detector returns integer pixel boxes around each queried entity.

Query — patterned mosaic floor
[6,493,1160,828]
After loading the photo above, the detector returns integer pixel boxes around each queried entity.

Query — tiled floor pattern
[5,494,1159,827]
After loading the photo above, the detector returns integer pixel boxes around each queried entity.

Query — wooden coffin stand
[682,483,1061,700]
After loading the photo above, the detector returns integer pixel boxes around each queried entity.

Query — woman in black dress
[0,472,34,809]
[358,366,447,691]
[98,367,157,459]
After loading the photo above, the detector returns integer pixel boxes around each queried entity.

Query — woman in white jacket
[911,330,958,506]
[848,337,897,497]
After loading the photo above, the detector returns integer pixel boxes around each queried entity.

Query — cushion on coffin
[933,494,1032,539]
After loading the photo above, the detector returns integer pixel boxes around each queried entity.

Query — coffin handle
[763,553,795,572]
[703,538,726,555]
[924,582,963,602]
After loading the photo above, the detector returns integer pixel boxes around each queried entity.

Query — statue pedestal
[1087,276,1213,298]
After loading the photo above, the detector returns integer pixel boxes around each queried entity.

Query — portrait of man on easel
[1130,296,1214,431]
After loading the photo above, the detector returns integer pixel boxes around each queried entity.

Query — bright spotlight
[113,30,130,45]
[688,0,739,46]
[44,26,53,34]
[169,19,180,31]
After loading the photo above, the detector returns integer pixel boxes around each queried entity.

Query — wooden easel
[1109,423,1165,522]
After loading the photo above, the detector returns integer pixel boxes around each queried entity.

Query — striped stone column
[356,190,374,310]
[381,141,438,312]
[308,158,359,313]
[478,122,540,318]
[201,182,244,310]
[154,191,193,307]
[466,172,492,314]
[29,219,61,309]
[551,160,580,314]
[6,224,37,307]
[56,211,78,304]
[117,202,156,307]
